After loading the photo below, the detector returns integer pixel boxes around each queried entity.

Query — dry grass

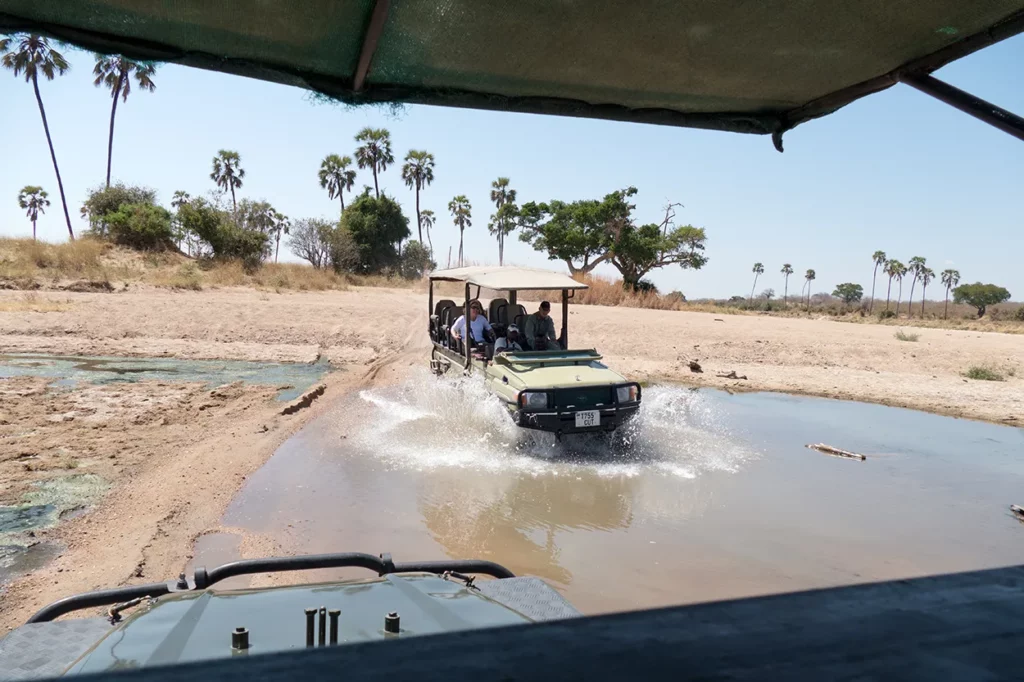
[0,237,125,282]
[0,291,73,312]
[963,366,1006,382]
[894,329,920,342]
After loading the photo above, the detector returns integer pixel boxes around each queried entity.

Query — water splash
[355,371,755,479]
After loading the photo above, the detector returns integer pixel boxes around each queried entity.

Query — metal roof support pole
[353,0,391,91]
[428,279,434,336]
[464,283,472,370]
[899,73,1024,142]
[561,289,568,350]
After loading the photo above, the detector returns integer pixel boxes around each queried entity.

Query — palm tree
[17,185,50,240]
[869,250,886,312]
[749,262,764,303]
[1,35,74,239]
[354,127,394,198]
[401,150,435,243]
[918,267,934,317]
[93,55,156,188]
[272,210,290,263]
[940,269,960,319]
[210,150,245,212]
[780,263,793,304]
[317,154,356,215]
[892,261,908,316]
[804,269,816,308]
[419,209,436,254]
[906,256,926,318]
[489,177,517,266]
[448,195,472,266]
[883,259,903,312]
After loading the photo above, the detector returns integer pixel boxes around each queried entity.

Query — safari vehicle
[427,266,641,439]
[0,552,578,677]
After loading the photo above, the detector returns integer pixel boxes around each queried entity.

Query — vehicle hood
[492,353,628,390]
[63,574,532,674]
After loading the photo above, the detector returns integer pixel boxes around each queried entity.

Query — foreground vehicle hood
[58,574,570,674]
[489,351,628,391]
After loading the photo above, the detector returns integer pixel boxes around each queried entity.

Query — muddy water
[214,372,1024,614]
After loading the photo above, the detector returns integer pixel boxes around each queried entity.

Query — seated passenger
[450,301,494,346]
[494,324,524,354]
[523,301,560,350]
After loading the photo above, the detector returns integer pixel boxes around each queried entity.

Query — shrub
[953,282,1011,318]
[878,310,897,320]
[399,240,435,279]
[894,329,919,342]
[104,203,175,250]
[81,183,158,237]
[341,193,410,274]
[1015,306,1024,322]
[963,366,1005,382]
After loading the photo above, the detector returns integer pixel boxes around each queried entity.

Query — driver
[494,324,524,353]
[523,301,560,350]
[450,301,494,346]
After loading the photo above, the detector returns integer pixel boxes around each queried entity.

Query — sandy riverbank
[1,285,1022,628]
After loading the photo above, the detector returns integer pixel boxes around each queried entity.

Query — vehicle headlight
[616,386,637,403]
[519,392,548,409]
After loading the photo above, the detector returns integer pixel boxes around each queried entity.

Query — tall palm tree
[893,261,908,316]
[804,269,816,308]
[210,150,245,213]
[940,269,960,320]
[448,195,472,267]
[883,259,902,312]
[92,55,156,188]
[272,210,290,263]
[906,256,926,318]
[419,209,436,254]
[780,263,793,303]
[354,127,394,198]
[869,250,886,312]
[749,262,764,303]
[17,185,50,240]
[318,154,356,215]
[918,267,934,317]
[401,150,435,243]
[489,177,517,266]
[1,35,74,239]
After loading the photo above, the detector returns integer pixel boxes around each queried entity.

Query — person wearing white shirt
[450,301,493,345]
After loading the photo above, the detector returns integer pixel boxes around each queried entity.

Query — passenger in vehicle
[524,301,560,350]
[450,301,494,346]
[494,324,524,353]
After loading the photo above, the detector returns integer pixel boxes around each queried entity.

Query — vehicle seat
[440,304,461,348]
[489,298,509,338]
[431,299,455,342]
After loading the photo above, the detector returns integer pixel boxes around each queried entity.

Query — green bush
[878,309,897,320]
[104,203,175,250]
[1015,306,1024,321]
[399,240,435,279]
[963,366,1004,382]
[82,183,158,237]
[177,198,268,270]
[341,192,410,274]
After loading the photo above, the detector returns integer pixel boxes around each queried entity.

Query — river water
[213,371,1024,614]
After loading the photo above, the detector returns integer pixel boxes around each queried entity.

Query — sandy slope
[1,286,1022,629]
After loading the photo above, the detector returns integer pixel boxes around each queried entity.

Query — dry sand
[1,286,1022,628]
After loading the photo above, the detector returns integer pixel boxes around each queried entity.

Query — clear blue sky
[2,36,1022,299]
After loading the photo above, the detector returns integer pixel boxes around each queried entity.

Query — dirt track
[1,286,1022,628]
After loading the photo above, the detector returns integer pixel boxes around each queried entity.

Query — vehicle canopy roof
[3,1,1022,141]
[430,266,588,291]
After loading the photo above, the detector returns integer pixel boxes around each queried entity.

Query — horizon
[2,35,1022,301]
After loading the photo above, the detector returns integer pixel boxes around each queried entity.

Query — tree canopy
[340,192,410,274]
[952,282,1011,318]
[833,282,864,304]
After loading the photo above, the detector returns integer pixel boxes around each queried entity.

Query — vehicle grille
[553,386,612,410]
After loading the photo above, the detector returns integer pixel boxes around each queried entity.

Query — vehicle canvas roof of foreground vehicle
[2,2,1023,680]
[427,266,641,440]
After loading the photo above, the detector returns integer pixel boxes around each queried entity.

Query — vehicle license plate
[575,410,600,428]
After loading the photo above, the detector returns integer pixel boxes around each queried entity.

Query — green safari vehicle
[428,266,642,439]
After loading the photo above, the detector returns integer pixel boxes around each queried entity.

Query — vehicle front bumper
[512,403,641,435]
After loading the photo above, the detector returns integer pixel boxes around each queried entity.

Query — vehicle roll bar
[27,552,515,623]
